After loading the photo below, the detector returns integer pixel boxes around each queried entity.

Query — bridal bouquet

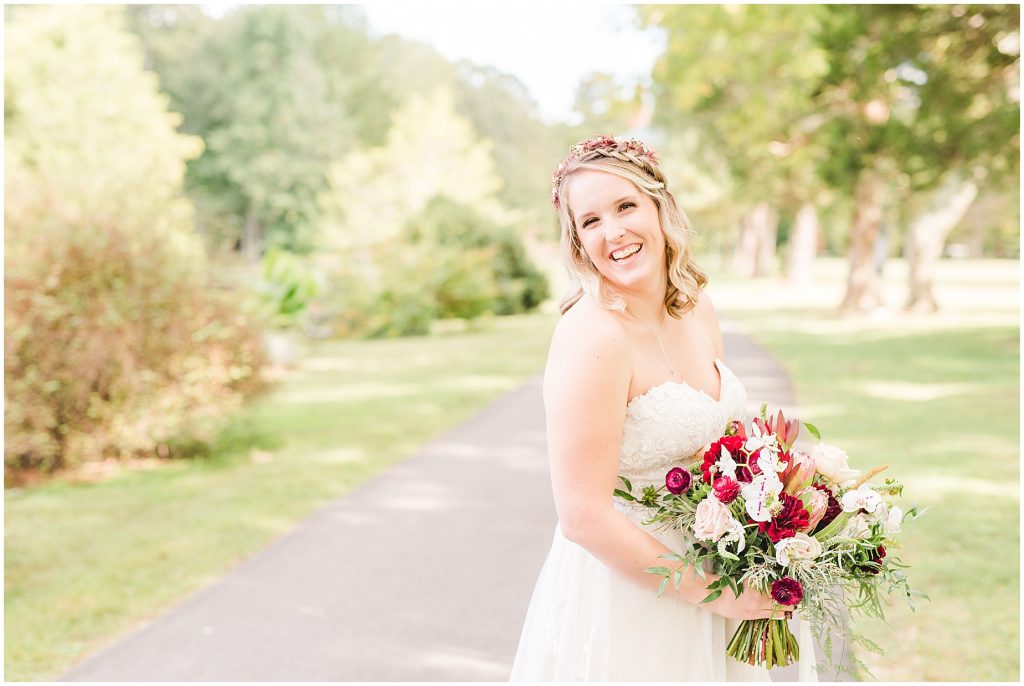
[614,404,926,675]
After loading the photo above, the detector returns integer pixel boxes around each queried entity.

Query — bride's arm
[543,308,776,619]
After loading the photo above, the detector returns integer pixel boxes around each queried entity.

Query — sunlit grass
[4,312,557,682]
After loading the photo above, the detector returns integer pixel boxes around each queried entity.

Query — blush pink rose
[692,496,737,543]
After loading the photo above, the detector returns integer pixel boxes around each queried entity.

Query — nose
[604,218,626,241]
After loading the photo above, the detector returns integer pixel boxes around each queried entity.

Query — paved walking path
[60,320,848,681]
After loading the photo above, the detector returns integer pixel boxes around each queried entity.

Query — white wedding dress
[510,358,818,681]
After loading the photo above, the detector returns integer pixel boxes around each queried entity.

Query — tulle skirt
[509,523,818,682]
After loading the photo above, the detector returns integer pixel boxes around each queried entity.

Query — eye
[619,201,636,211]
[581,216,599,228]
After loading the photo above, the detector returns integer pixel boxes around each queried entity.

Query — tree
[453,62,566,227]
[5,5,266,472]
[129,5,351,258]
[639,4,833,280]
[318,87,504,251]
[811,4,1019,311]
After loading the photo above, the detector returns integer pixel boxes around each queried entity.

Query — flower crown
[550,135,660,209]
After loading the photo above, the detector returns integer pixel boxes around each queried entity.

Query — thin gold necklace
[625,308,677,377]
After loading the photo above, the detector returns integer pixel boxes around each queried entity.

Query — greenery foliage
[4,6,268,474]
[316,195,548,338]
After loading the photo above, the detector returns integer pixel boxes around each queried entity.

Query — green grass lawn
[723,304,1019,681]
[4,312,557,682]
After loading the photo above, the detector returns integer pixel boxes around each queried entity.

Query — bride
[509,136,815,681]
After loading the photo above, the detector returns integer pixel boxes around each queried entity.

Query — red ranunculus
[759,493,811,542]
[701,435,745,483]
[771,577,804,606]
[712,476,740,504]
[665,467,692,495]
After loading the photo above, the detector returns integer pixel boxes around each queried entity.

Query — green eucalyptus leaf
[804,422,822,440]
[700,589,723,604]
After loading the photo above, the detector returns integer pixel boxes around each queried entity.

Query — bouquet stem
[726,618,799,669]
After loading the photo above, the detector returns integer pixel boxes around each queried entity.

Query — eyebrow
[576,195,637,220]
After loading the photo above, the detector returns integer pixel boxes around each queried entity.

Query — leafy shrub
[257,248,322,330]
[403,195,549,316]
[315,195,549,338]
[4,6,269,476]
[4,213,270,474]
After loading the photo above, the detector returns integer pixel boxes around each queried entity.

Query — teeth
[612,244,641,260]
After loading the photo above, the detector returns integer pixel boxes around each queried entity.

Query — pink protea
[799,487,831,533]
[811,483,843,531]
[782,451,815,495]
[766,408,800,449]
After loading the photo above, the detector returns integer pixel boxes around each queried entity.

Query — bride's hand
[703,580,792,621]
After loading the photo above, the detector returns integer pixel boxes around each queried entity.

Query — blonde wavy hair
[553,139,707,317]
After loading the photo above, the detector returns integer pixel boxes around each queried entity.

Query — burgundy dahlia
[771,577,804,606]
[701,435,745,483]
[811,483,842,531]
[759,493,811,542]
[712,476,740,504]
[665,467,692,495]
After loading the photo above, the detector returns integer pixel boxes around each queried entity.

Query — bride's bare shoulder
[552,295,629,351]
[545,296,632,398]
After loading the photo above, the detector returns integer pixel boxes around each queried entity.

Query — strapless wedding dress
[510,358,818,681]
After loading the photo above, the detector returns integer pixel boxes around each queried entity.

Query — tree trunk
[732,202,778,278]
[786,202,819,286]
[904,173,979,312]
[732,213,758,277]
[242,207,262,263]
[840,169,886,312]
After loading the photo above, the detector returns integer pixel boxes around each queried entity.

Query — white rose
[693,496,739,542]
[840,484,883,514]
[841,513,872,539]
[740,473,783,523]
[775,532,823,566]
[811,442,860,484]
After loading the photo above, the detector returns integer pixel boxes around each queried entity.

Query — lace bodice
[618,358,747,490]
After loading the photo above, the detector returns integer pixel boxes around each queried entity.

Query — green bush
[316,195,549,338]
[403,195,549,316]
[4,6,270,476]
[4,213,270,475]
[258,248,321,330]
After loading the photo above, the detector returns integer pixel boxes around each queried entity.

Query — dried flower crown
[551,135,660,209]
